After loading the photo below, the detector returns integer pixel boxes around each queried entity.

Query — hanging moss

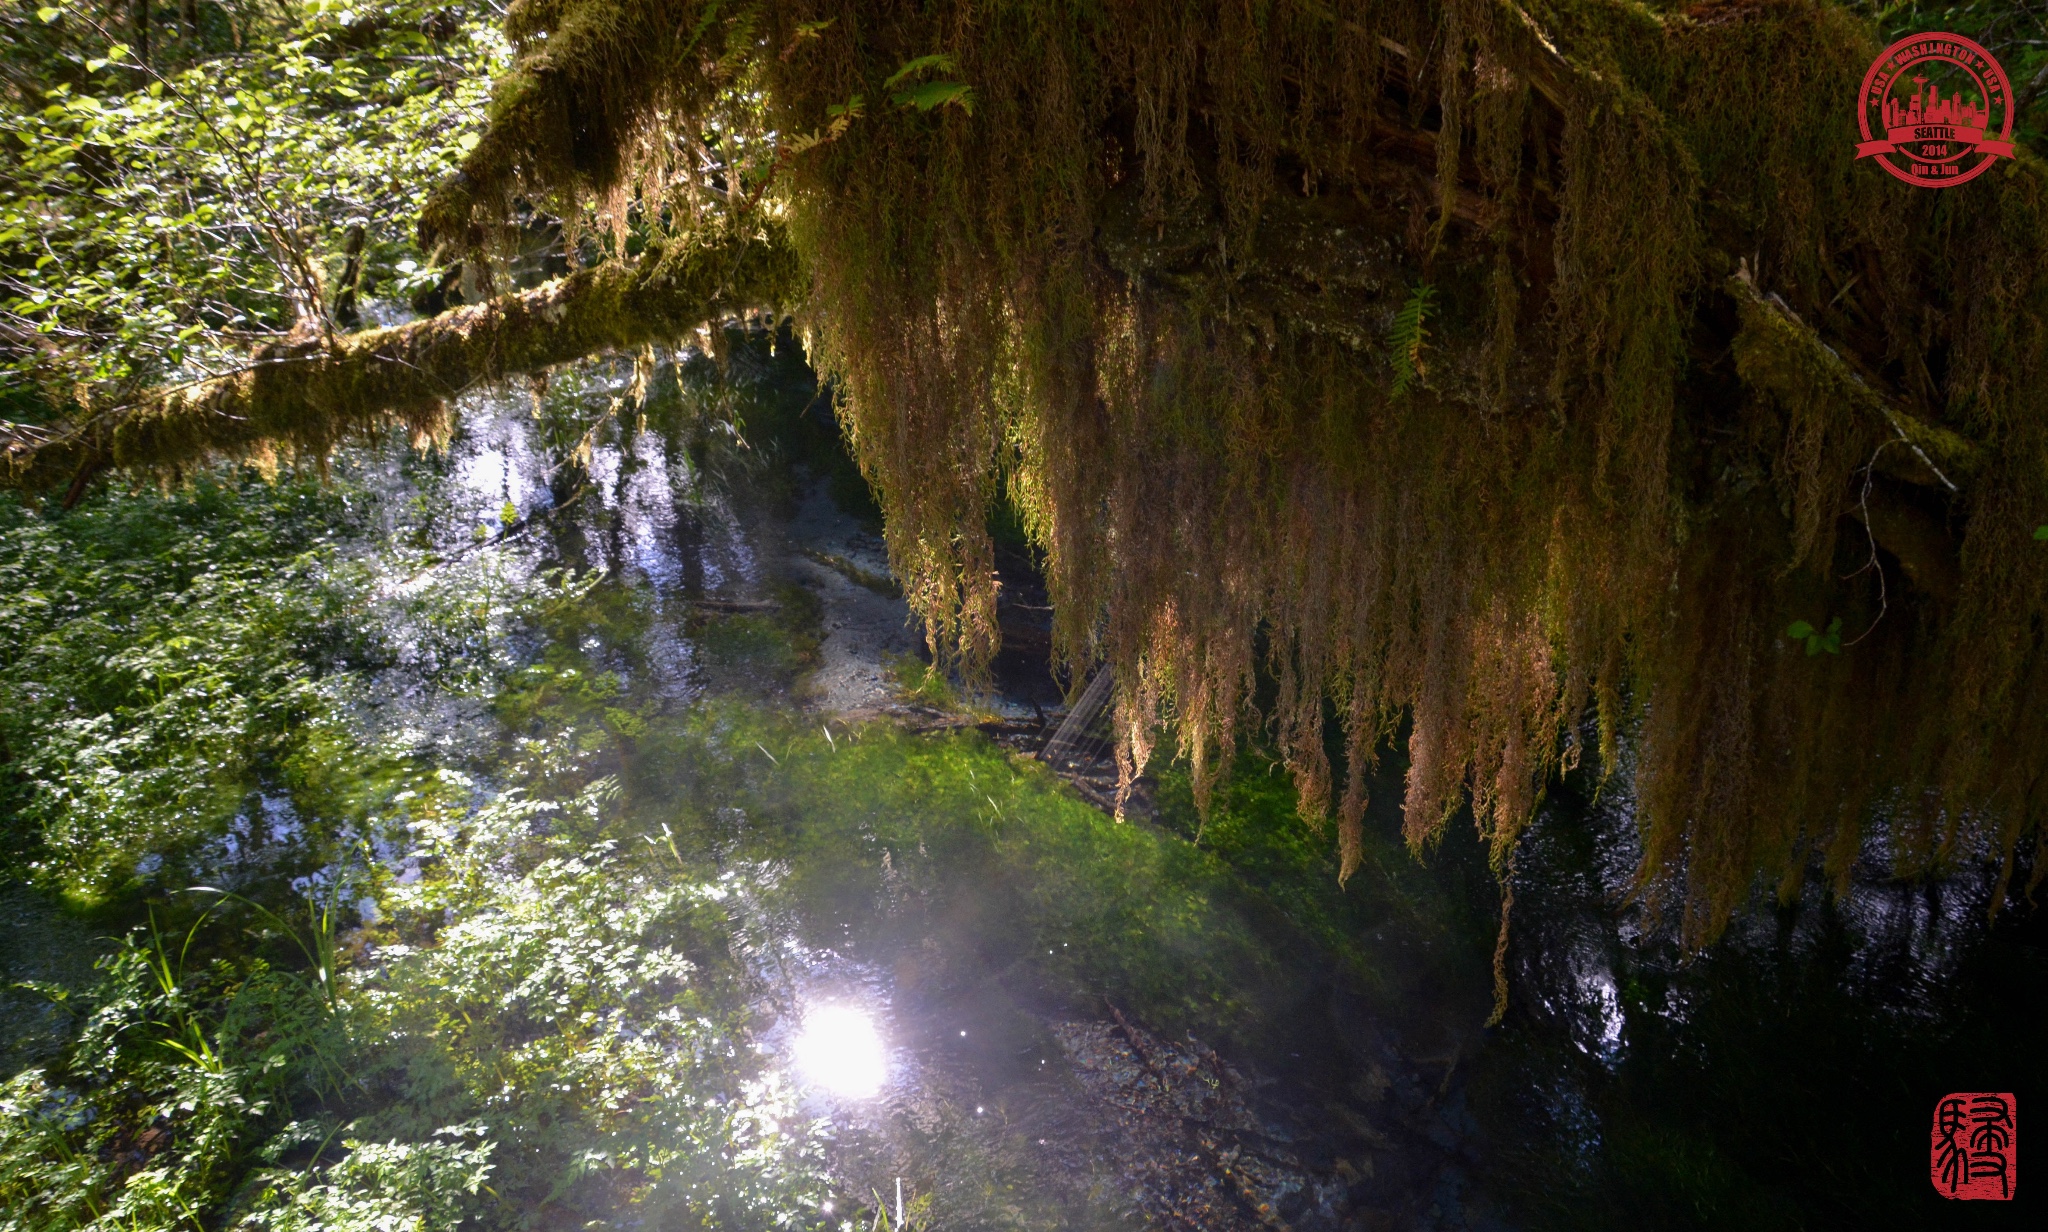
[29,0,2048,959]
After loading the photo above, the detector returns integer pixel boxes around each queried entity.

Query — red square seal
[1930,1092,2016,1200]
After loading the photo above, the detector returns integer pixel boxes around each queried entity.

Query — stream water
[338,339,1506,1229]
[3,332,2042,1230]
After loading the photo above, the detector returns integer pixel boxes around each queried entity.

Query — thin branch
[1843,438,1897,647]
[76,13,334,345]
[1730,268,1979,492]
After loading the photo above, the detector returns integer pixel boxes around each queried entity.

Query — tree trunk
[332,224,366,329]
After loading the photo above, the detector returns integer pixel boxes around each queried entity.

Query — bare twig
[1843,438,1898,647]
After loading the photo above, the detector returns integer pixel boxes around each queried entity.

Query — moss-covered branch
[2,220,802,491]
[419,0,736,256]
[1729,269,1988,490]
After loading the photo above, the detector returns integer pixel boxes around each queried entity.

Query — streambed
[3,334,2041,1231]
[349,339,1506,1230]
[345,335,2040,1230]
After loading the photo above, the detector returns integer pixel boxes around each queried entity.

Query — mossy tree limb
[1730,268,1988,492]
[2,220,802,492]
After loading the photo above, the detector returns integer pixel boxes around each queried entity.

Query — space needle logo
[1857,33,2016,187]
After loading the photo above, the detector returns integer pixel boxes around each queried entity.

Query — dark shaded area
[1473,771,2047,1230]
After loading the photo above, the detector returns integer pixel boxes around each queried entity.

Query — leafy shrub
[0,478,365,898]
[354,779,829,1229]
[0,927,334,1232]
[238,1132,495,1232]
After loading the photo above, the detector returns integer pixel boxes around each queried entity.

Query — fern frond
[1389,282,1436,396]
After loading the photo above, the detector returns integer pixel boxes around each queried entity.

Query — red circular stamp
[1856,33,2016,187]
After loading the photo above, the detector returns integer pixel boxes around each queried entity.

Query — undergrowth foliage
[0,478,364,897]
[407,0,2048,963]
[0,757,829,1231]
[0,402,835,1228]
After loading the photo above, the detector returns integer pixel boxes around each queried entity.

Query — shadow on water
[0,884,105,1077]
[6,328,2042,1230]
[1474,767,2046,1230]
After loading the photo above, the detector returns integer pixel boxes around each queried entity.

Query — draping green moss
[60,0,2048,963]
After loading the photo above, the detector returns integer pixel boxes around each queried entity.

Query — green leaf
[884,54,958,90]
[1784,621,1815,640]
[783,16,836,57]
[891,81,975,114]
[37,6,63,22]
[1805,637,1822,656]
[2034,525,2048,541]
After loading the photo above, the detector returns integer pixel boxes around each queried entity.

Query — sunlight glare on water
[792,1005,887,1098]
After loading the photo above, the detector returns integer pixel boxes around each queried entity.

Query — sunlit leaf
[890,81,975,114]
[882,53,957,90]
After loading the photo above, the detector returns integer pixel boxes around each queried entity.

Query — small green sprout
[1786,617,1842,656]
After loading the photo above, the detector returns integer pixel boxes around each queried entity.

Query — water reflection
[792,1004,889,1099]
[1482,762,2048,1229]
